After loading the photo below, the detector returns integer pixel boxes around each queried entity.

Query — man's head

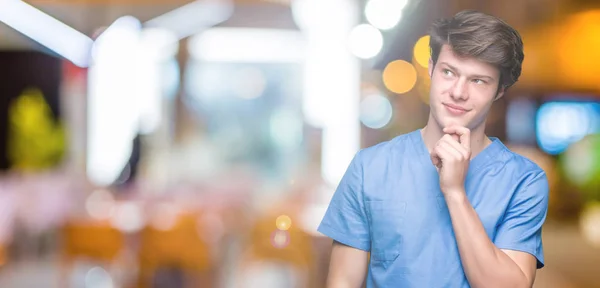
[427,10,524,131]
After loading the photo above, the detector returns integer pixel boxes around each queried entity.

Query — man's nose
[450,78,469,101]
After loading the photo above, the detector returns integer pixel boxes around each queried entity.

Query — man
[318,10,548,288]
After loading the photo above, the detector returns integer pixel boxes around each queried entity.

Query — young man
[318,10,548,288]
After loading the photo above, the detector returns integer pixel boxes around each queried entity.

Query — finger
[440,135,470,159]
[430,150,441,168]
[438,141,464,162]
[443,125,471,149]
[442,132,460,142]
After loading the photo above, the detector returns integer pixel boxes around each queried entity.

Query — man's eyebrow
[471,74,495,81]
[439,61,495,81]
[439,62,459,72]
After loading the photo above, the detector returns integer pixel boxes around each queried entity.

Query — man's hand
[430,125,472,195]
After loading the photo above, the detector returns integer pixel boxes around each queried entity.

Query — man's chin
[439,117,469,129]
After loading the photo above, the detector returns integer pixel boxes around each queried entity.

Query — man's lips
[443,103,470,115]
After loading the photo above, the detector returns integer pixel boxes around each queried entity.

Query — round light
[271,230,291,249]
[561,134,600,197]
[85,267,114,288]
[85,189,115,220]
[365,0,407,30]
[580,202,600,248]
[360,94,393,129]
[536,102,598,155]
[275,215,292,231]
[348,24,383,59]
[413,35,431,68]
[110,202,144,233]
[150,203,179,231]
[382,60,417,94]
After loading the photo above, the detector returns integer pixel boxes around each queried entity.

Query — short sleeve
[317,151,370,251]
[494,170,549,269]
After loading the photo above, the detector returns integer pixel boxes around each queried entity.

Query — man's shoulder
[358,131,417,162]
[499,144,545,175]
[497,144,548,191]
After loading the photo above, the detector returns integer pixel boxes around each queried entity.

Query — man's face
[428,45,503,131]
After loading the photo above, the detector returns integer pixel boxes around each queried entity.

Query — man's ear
[428,58,434,78]
[494,85,506,101]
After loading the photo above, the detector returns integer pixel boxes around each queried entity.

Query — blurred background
[0,0,598,287]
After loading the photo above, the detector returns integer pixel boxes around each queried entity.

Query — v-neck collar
[408,128,504,176]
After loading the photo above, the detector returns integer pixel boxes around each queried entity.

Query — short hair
[429,10,524,91]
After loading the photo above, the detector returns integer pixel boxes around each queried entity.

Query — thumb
[430,153,441,169]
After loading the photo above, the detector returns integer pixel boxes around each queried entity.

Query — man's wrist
[443,188,467,203]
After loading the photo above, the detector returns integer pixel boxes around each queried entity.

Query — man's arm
[432,125,547,288]
[326,241,369,288]
[445,192,536,288]
[317,150,371,288]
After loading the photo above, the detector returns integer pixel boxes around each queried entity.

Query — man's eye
[472,79,485,84]
[443,69,454,76]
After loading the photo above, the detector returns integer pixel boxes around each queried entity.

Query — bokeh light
[364,0,407,30]
[271,230,290,249]
[557,10,600,91]
[580,202,600,248]
[85,189,115,220]
[110,202,144,233]
[348,24,383,59]
[536,102,600,155]
[85,266,114,288]
[561,134,600,198]
[413,35,430,68]
[149,202,179,231]
[382,60,417,94]
[276,215,292,231]
[360,93,393,129]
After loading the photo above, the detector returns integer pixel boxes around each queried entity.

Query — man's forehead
[437,45,499,78]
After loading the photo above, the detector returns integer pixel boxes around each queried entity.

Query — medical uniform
[318,129,548,287]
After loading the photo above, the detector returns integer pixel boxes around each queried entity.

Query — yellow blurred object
[60,220,125,287]
[7,87,66,171]
[579,201,600,249]
[137,212,213,287]
[382,60,417,94]
[62,220,125,262]
[556,10,600,92]
[413,35,430,68]
[520,9,600,92]
[275,214,292,231]
[247,212,314,269]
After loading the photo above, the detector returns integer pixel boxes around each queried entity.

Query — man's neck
[421,117,491,159]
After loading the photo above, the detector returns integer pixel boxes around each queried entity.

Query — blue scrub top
[318,129,549,287]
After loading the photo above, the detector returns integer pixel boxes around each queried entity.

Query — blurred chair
[60,220,126,287]
[136,212,215,288]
